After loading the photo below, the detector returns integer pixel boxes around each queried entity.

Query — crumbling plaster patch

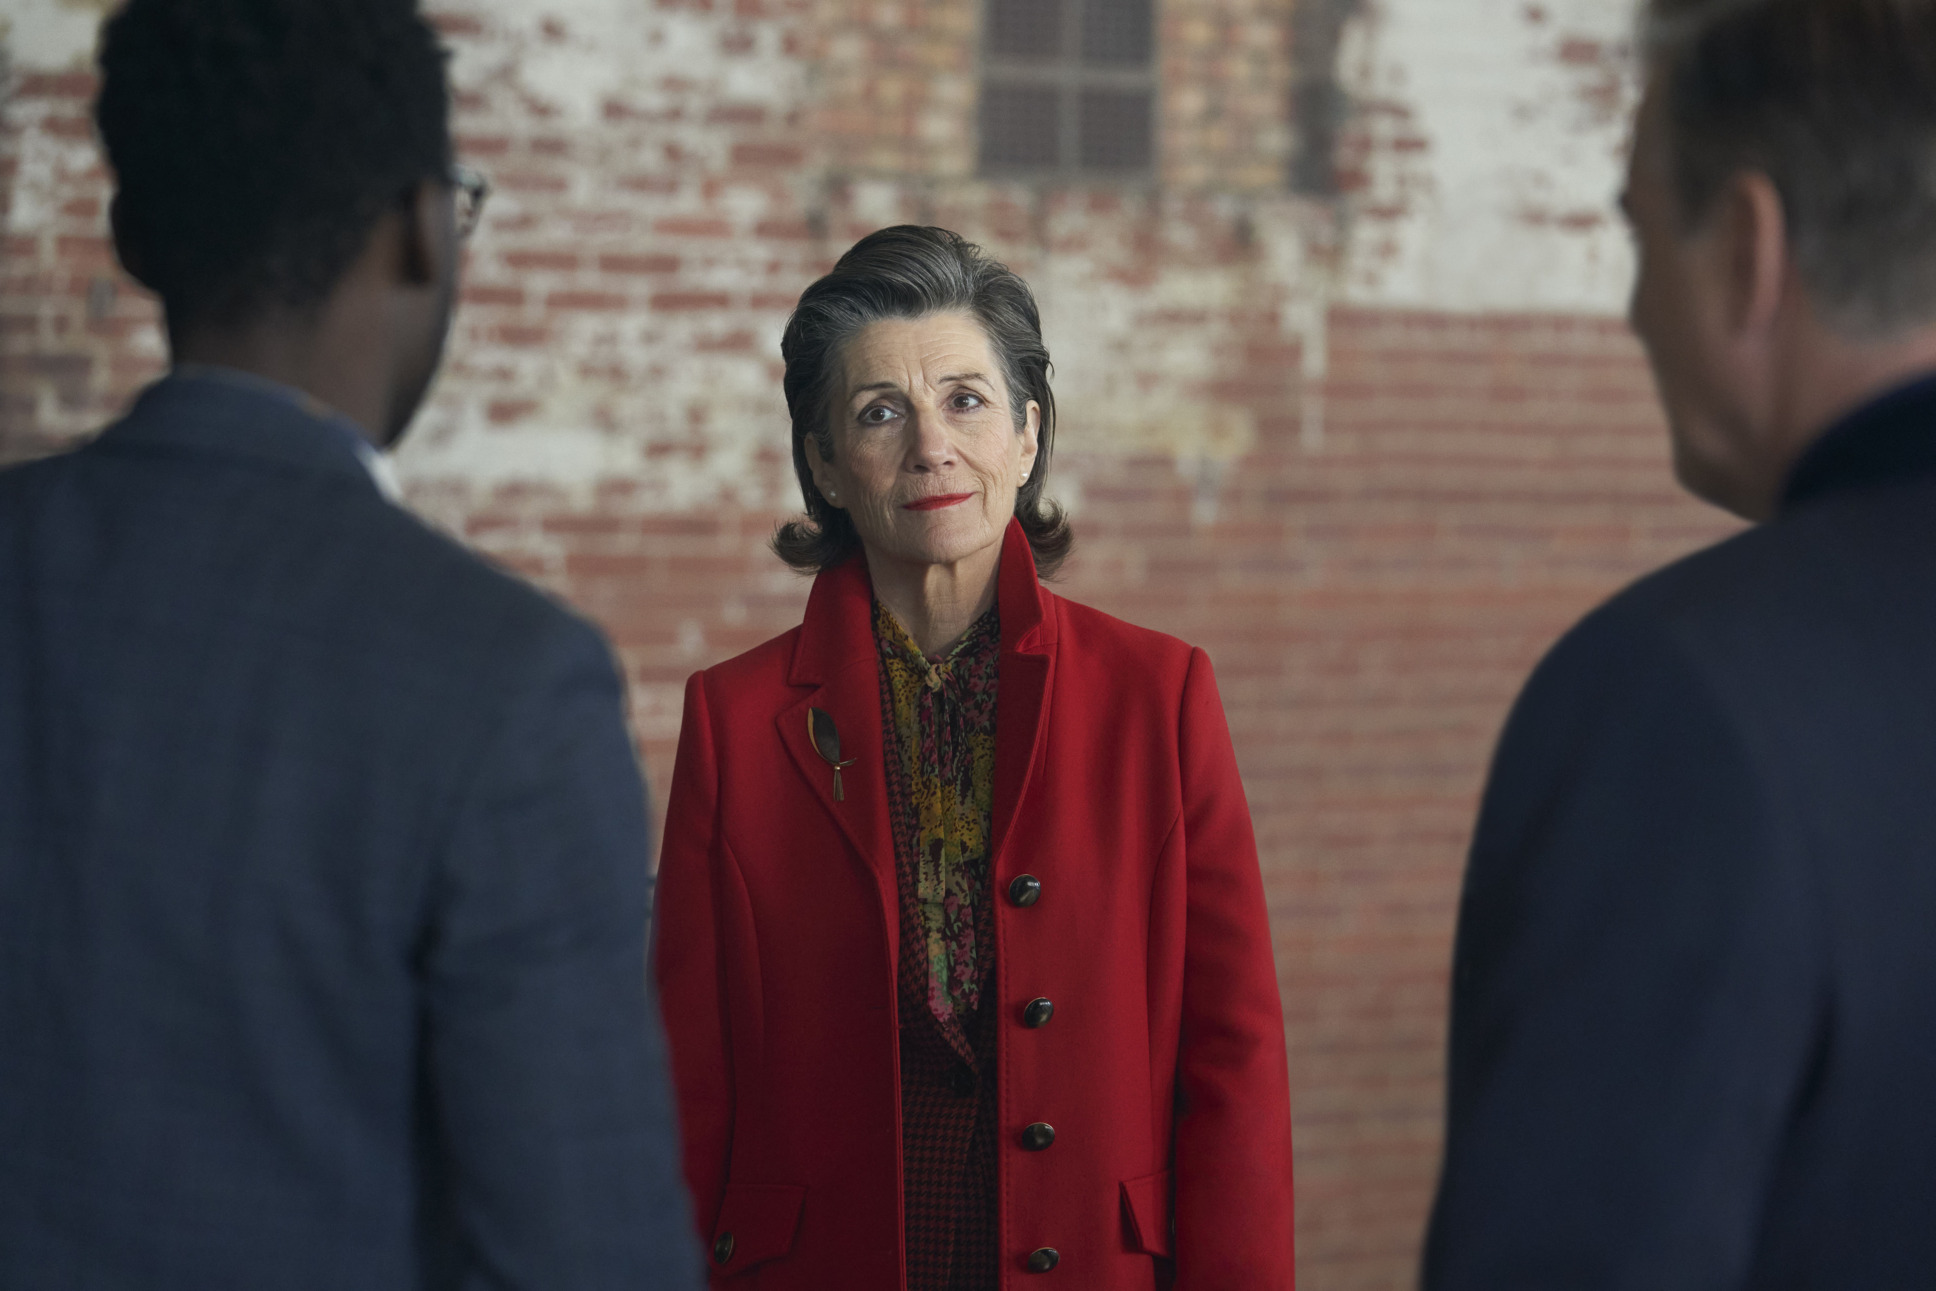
[1334,0,1640,315]
[3,0,107,71]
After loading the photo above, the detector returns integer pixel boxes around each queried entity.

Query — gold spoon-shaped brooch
[807,707,857,801]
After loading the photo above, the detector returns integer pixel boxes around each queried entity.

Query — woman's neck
[864,541,1002,657]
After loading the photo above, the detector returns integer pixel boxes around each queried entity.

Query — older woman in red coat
[653,225,1294,1289]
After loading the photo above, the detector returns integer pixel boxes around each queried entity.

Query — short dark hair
[1646,0,1936,335]
[774,226,1074,577]
[96,0,452,329]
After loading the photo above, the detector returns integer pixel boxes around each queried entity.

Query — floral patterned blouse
[875,600,1001,1028]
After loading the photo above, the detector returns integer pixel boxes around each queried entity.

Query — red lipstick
[902,493,974,511]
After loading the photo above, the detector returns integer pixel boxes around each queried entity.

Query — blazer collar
[99,368,380,489]
[1782,370,1936,512]
[787,517,1056,686]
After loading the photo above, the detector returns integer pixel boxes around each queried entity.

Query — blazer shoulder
[359,499,604,657]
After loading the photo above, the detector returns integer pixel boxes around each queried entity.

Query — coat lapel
[780,524,1060,970]
[777,662,897,895]
[990,521,1057,869]
[780,554,900,959]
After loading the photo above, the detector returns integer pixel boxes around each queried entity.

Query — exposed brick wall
[0,68,164,463]
[0,1,1741,1286]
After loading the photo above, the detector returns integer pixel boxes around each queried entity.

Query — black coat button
[712,1232,735,1265]
[948,1063,978,1097]
[1007,874,1042,907]
[1023,997,1054,1028]
[1027,1247,1060,1272]
[1021,1121,1055,1150]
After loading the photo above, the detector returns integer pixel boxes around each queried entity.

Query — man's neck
[1727,320,1936,520]
[171,313,390,447]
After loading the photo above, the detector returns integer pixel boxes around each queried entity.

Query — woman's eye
[859,404,897,425]
[951,392,984,410]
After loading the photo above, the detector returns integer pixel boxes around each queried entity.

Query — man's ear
[396,180,448,289]
[108,193,155,293]
[1719,169,1789,338]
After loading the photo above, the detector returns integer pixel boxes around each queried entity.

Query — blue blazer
[0,373,696,1289]
[1425,374,1936,1288]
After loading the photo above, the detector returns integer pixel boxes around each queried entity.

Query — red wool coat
[653,521,1296,1289]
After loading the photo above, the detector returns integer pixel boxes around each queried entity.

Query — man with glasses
[0,1,696,1287]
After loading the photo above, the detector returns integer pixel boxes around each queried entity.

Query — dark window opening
[980,0,1156,178]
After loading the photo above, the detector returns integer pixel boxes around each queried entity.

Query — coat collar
[775,519,1060,960]
[786,518,1056,687]
[98,368,384,493]
[1782,370,1936,511]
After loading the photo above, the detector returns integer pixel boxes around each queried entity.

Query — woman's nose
[906,406,957,470]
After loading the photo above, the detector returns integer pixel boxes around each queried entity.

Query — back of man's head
[96,0,452,335]
[1646,0,1936,339]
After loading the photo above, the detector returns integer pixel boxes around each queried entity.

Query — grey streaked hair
[1642,0,1936,337]
[772,225,1072,577]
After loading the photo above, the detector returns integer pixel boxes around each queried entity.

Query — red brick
[427,10,486,36]
[461,284,525,307]
[487,399,539,424]
[55,237,115,269]
[650,292,731,311]
[488,324,550,347]
[16,72,95,100]
[502,250,579,272]
[40,115,95,141]
[731,144,809,169]
[652,216,733,238]
[455,134,513,157]
[546,290,628,312]
[598,253,681,275]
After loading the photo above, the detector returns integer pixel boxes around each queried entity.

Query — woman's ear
[1018,400,1042,482]
[804,434,844,508]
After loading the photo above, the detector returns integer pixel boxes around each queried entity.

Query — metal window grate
[980,0,1156,178]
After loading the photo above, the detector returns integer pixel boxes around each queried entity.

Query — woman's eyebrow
[939,371,990,386]
[849,381,901,397]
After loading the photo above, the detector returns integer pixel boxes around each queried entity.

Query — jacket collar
[787,517,1056,686]
[774,518,1059,978]
[98,367,380,489]
[1782,370,1936,511]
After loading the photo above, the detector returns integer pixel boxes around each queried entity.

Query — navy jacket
[1425,375,1936,1288]
[0,373,697,1289]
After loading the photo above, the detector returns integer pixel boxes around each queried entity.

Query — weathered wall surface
[0,0,1738,1284]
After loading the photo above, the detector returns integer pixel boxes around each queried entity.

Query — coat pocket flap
[1120,1169,1174,1258]
[710,1182,807,1278]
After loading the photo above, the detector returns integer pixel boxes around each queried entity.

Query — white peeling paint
[452,0,805,130]
[2,0,105,70]
[1336,0,1640,315]
[7,95,101,232]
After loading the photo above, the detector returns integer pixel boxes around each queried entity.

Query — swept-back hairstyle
[96,0,452,330]
[774,225,1073,577]
[1645,0,1936,336]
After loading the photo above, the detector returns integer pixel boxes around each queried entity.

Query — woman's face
[807,310,1040,572]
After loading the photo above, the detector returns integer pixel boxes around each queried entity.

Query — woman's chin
[876,512,1005,570]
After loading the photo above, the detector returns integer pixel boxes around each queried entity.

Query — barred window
[980,0,1157,178]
